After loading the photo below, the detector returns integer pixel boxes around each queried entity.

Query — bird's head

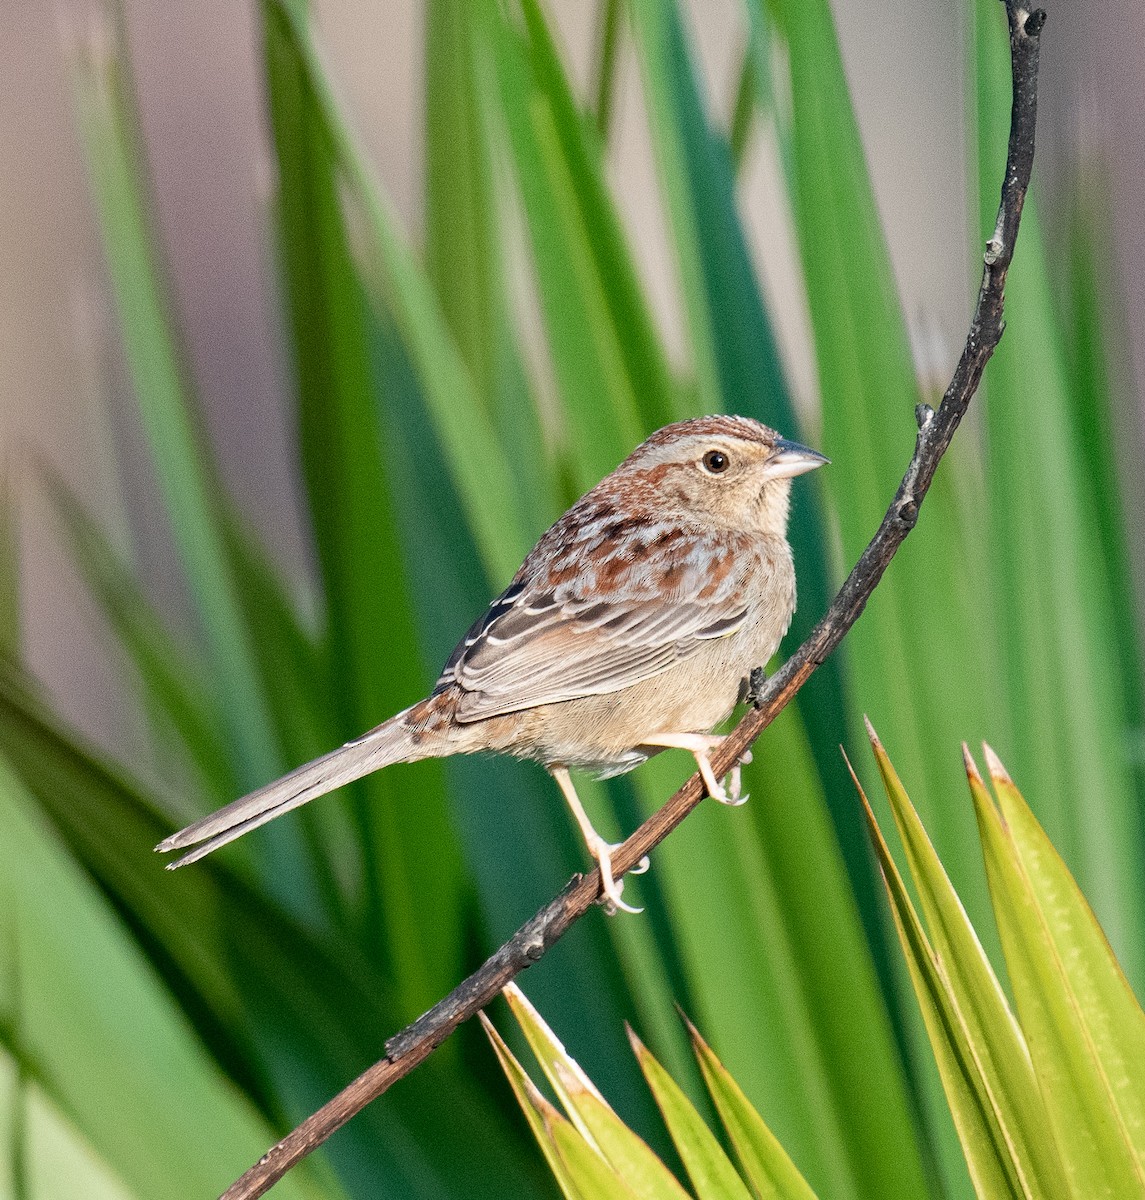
[614,415,828,537]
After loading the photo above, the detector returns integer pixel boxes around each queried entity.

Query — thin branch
[222,5,1045,1197]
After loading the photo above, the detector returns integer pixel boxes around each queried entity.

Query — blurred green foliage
[488,735,1145,1200]
[1,1,1141,1197]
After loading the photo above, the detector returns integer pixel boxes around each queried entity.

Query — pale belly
[492,608,788,775]
[430,536,797,776]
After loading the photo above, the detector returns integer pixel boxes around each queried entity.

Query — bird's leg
[550,766,642,914]
[641,733,750,807]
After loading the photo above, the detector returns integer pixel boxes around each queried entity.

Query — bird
[157,416,827,912]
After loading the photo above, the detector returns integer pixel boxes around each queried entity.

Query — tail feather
[156,710,420,868]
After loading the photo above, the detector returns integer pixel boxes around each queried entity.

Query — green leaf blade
[971,750,1145,1198]
[73,46,282,796]
[983,749,1145,1182]
[504,984,691,1200]
[868,726,1070,1200]
[630,1027,753,1200]
[0,758,331,1200]
[854,754,1031,1200]
[263,0,470,1010]
[687,1021,817,1200]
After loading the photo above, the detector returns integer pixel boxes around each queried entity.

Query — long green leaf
[266,0,529,584]
[482,1014,585,1200]
[1061,171,1145,789]
[486,0,676,487]
[72,40,280,796]
[630,1027,753,1200]
[981,747,1145,1182]
[488,1006,660,1200]
[424,0,552,531]
[0,659,540,1199]
[3,931,30,1200]
[70,33,348,928]
[971,748,1145,1197]
[263,0,467,1010]
[868,728,1069,1200]
[971,0,1144,989]
[687,1020,817,1200]
[864,805,1023,1200]
[0,758,331,1200]
[551,1117,648,1200]
[43,469,238,804]
[424,0,500,408]
[505,984,691,1199]
[1,1066,138,1200]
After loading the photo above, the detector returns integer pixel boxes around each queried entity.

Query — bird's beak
[763,438,830,481]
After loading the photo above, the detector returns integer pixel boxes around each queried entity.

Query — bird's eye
[701,449,729,474]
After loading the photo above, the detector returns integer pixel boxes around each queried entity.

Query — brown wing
[433,524,756,723]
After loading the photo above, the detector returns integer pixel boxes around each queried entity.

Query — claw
[638,731,743,807]
[723,762,749,807]
[630,854,651,875]
[591,837,643,914]
[703,768,733,804]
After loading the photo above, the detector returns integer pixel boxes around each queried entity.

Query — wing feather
[436,524,758,723]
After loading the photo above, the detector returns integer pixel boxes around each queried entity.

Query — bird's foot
[688,736,752,807]
[589,836,643,915]
[640,732,751,807]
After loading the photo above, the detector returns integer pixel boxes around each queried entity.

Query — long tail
[156,708,422,869]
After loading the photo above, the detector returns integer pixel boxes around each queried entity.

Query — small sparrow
[158,416,826,912]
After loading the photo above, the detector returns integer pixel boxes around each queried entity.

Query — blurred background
[1,0,1143,1197]
[8,0,1143,750]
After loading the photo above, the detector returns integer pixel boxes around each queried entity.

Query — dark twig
[222,5,1044,1197]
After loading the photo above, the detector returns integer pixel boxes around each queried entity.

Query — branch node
[897,499,919,528]
[915,403,934,430]
[1024,9,1046,36]
[523,931,546,961]
[984,237,1004,265]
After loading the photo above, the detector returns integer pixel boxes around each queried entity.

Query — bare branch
[222,5,1044,1196]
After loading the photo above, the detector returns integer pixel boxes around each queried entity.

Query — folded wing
[436,526,757,722]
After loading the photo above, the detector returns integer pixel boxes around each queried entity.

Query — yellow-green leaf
[504,984,691,1200]
[686,1020,817,1200]
[853,756,1027,1200]
[551,1118,644,1200]
[979,747,1145,1189]
[971,748,1145,1198]
[480,1012,584,1200]
[629,1026,752,1200]
[867,723,1069,1200]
